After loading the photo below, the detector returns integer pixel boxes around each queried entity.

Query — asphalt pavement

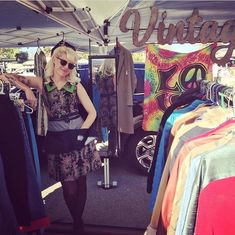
[40,155,151,235]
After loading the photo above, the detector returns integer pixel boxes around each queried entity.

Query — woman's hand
[0,73,9,82]
[25,88,37,109]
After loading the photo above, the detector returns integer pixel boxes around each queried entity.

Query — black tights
[61,176,87,229]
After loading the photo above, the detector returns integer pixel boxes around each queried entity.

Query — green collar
[44,81,76,93]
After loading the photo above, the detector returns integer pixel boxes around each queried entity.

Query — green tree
[132,51,146,63]
[0,48,19,59]
[43,47,52,56]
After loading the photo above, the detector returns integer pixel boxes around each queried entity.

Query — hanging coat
[117,45,137,134]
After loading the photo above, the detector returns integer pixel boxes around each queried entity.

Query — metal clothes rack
[200,80,232,100]
[199,80,234,113]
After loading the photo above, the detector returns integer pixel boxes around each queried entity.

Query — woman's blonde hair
[98,58,115,77]
[44,45,80,83]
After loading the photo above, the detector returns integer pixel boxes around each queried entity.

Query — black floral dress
[42,81,102,182]
[95,72,117,128]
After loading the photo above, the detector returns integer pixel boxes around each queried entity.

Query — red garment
[19,217,50,232]
[195,177,235,235]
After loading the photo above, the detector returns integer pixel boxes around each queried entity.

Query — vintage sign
[119,7,235,65]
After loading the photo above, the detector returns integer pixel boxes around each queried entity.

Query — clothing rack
[199,80,234,110]
[0,80,46,235]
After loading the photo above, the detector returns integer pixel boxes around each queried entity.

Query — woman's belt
[48,111,80,123]
[48,115,84,132]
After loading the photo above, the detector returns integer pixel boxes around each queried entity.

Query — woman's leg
[75,176,87,228]
[61,176,87,233]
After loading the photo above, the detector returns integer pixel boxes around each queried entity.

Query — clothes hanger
[11,98,34,114]
[218,92,226,108]
[218,86,231,108]
[36,38,42,54]
[199,80,209,94]
[208,83,215,102]
[0,79,5,95]
[211,83,222,103]
[224,87,233,108]
[24,103,34,114]
[219,87,235,120]
[206,82,216,101]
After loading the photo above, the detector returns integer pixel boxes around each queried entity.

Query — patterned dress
[95,72,117,128]
[42,80,102,182]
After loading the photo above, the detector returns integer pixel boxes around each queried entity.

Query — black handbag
[45,129,97,154]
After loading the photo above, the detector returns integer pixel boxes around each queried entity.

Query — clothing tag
[85,137,96,145]
[77,135,84,141]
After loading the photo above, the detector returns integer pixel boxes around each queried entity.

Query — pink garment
[188,119,235,141]
[196,177,235,235]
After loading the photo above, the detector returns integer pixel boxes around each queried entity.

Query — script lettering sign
[119,7,235,65]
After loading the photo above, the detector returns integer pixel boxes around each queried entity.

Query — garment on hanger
[95,71,117,155]
[16,107,50,232]
[0,95,31,226]
[149,99,206,210]
[147,87,203,191]
[95,72,116,128]
[182,142,235,235]
[0,154,23,235]
[143,44,214,132]
[165,120,235,235]
[145,81,235,235]
[195,177,235,235]
[116,44,137,134]
[175,123,235,235]
[0,85,49,232]
[34,49,48,136]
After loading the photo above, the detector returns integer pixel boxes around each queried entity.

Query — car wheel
[127,128,157,174]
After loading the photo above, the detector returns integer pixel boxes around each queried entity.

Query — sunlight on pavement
[41,182,62,198]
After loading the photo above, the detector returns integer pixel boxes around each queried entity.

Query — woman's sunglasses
[57,57,76,70]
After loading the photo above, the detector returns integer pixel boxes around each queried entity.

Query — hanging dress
[95,72,117,128]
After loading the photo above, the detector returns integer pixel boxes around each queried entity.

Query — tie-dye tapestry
[143,44,214,131]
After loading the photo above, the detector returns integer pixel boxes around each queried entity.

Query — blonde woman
[0,41,102,234]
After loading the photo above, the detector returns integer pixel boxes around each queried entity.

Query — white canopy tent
[0,0,235,53]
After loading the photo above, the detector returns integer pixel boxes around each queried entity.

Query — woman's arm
[76,82,97,129]
[3,73,42,92]
[0,73,42,109]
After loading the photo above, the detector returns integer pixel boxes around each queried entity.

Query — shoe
[73,220,85,235]
[73,227,85,235]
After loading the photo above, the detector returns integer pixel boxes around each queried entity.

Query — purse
[45,128,97,154]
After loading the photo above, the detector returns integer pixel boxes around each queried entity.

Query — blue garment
[149,99,204,210]
[24,109,42,188]
[92,83,100,114]
[17,108,47,222]
[175,156,202,235]
[101,127,108,142]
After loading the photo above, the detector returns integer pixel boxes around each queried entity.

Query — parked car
[77,62,157,174]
